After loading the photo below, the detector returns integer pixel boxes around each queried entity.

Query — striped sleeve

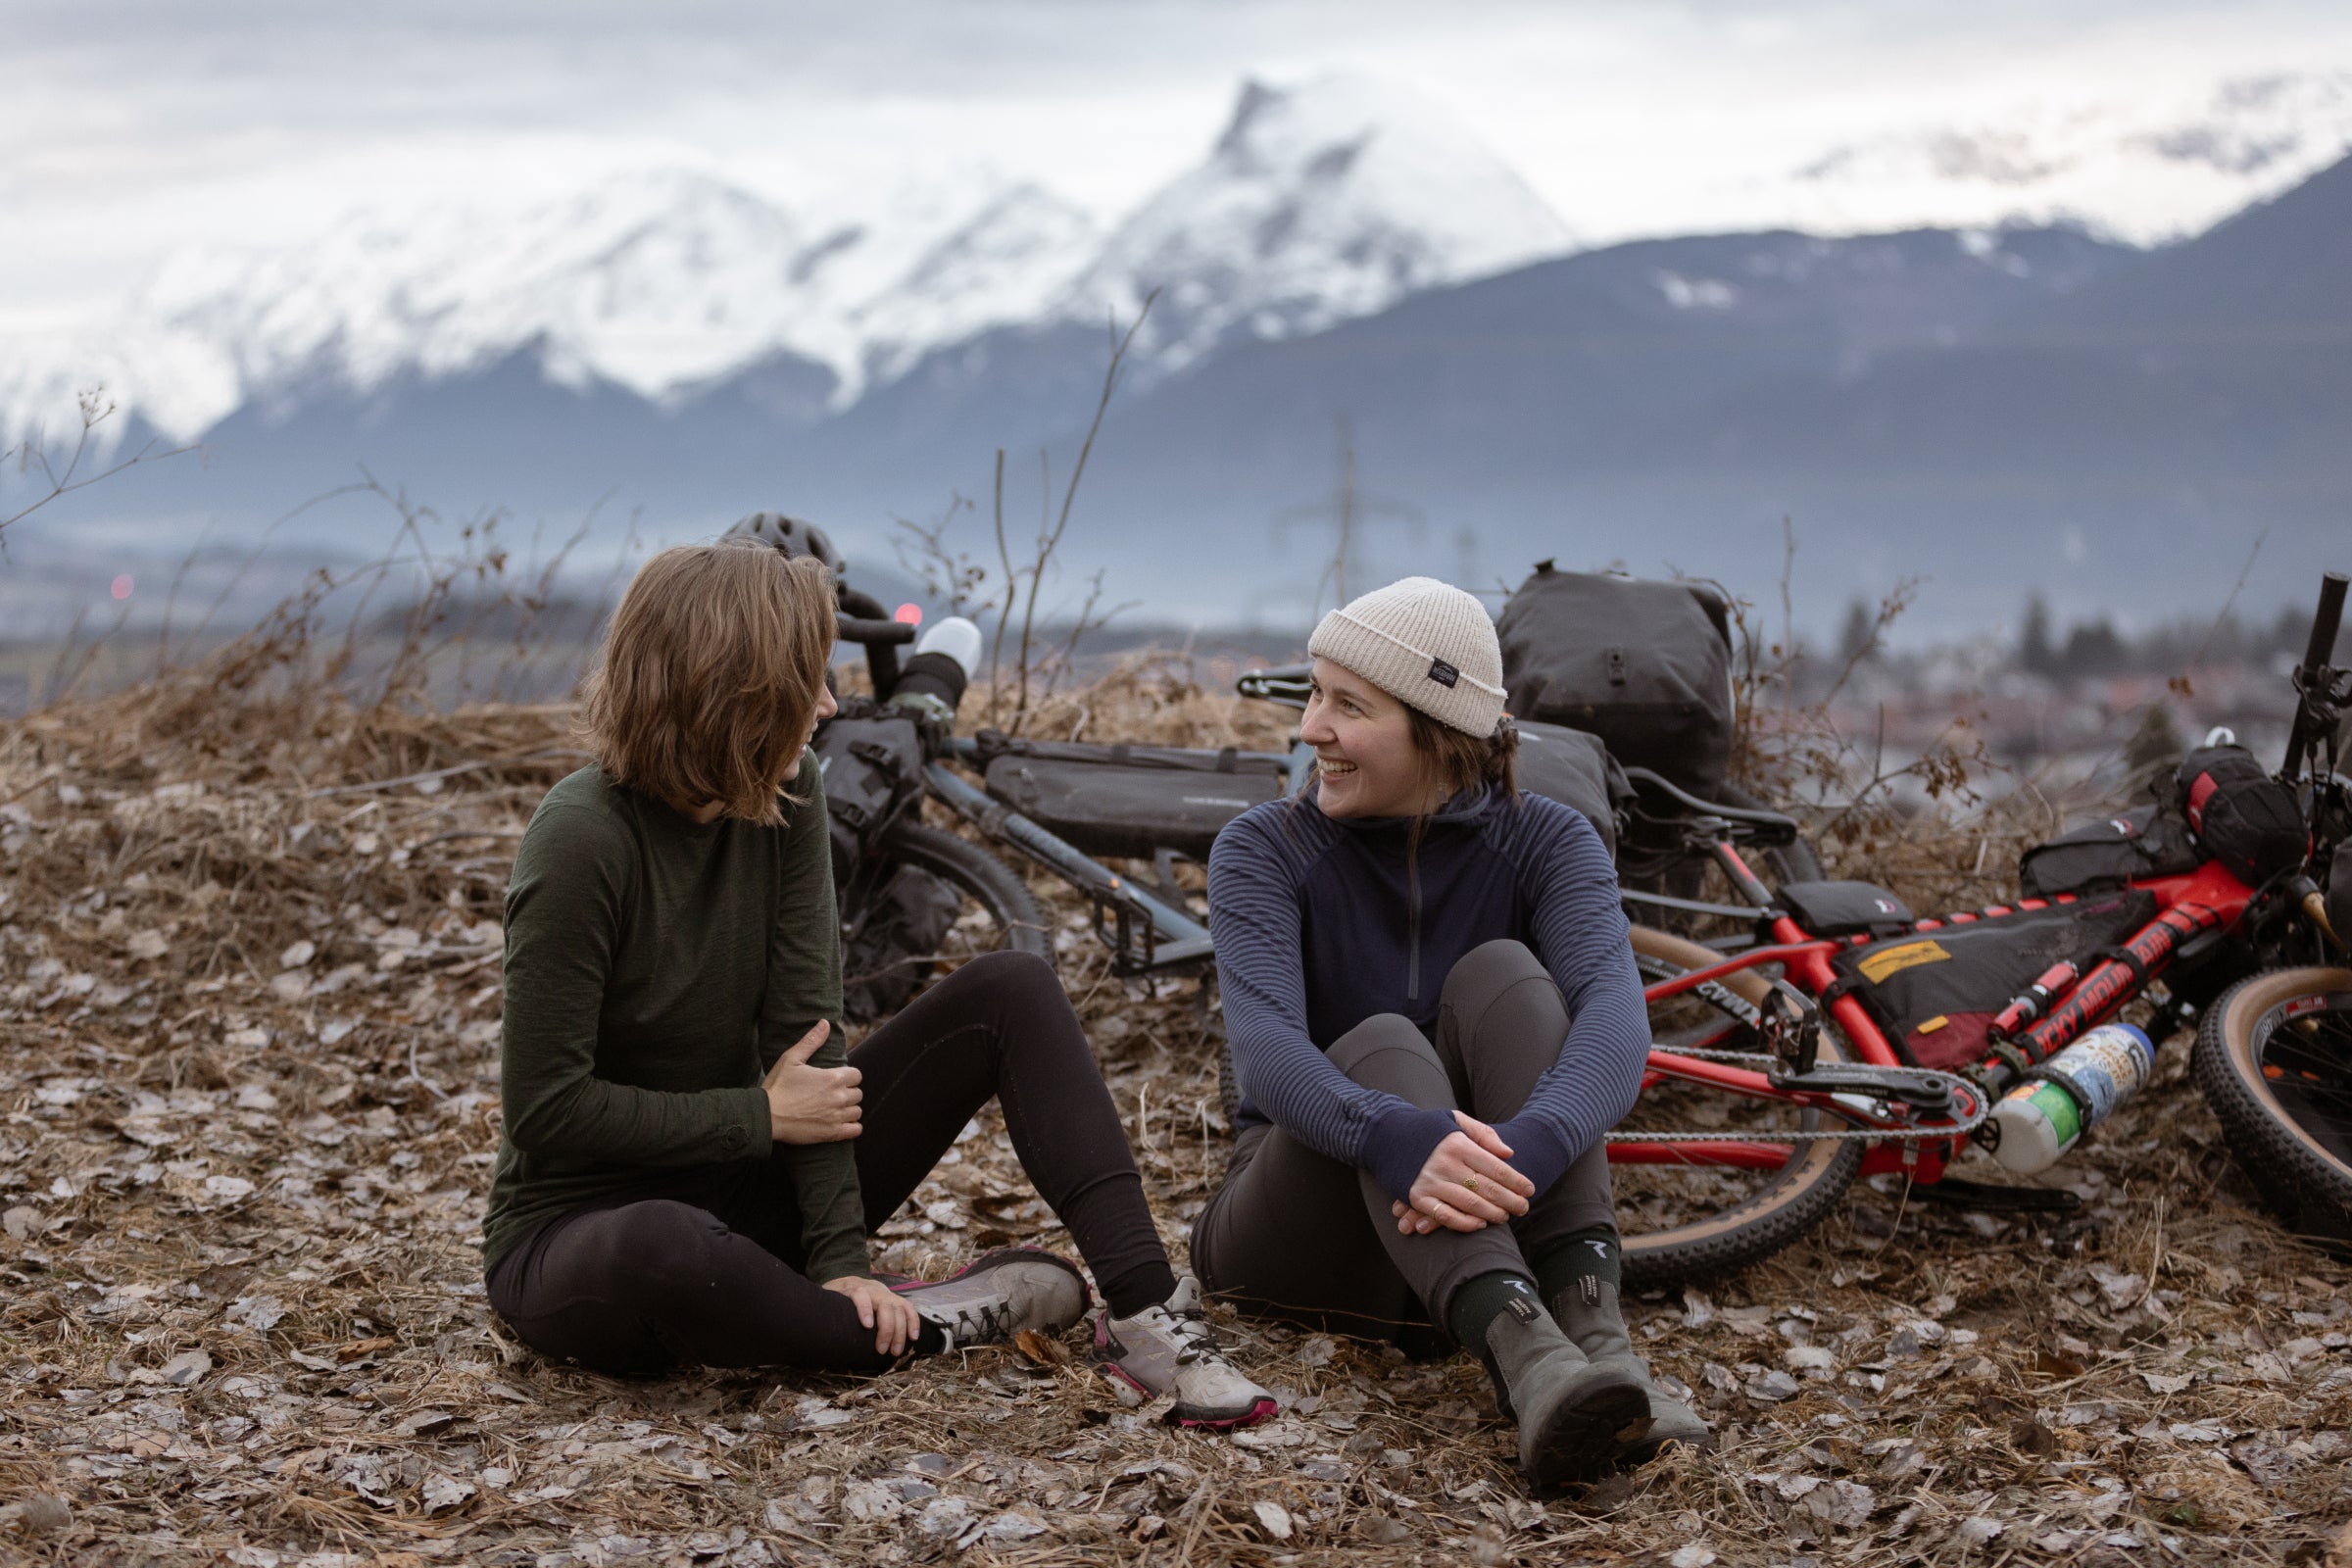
[1486,798,1652,1195]
[1206,807,1452,1199]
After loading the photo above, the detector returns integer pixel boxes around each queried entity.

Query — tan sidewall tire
[1619,926,1862,1285]
[2197,967,2352,1236]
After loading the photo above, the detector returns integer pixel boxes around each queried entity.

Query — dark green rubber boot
[1549,1277,1715,1464]
[1480,1295,1653,1489]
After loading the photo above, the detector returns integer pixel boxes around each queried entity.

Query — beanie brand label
[1428,658,1460,688]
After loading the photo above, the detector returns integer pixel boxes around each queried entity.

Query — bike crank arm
[1623,1049,1989,1144]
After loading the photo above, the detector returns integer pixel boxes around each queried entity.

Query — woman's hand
[824,1274,921,1356]
[1393,1112,1537,1235]
[764,1021,861,1145]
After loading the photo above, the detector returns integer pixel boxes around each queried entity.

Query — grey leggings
[1193,939,1616,1350]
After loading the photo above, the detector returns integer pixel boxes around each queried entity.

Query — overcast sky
[8,0,2352,335]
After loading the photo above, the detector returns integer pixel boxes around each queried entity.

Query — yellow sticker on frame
[1855,940,1952,984]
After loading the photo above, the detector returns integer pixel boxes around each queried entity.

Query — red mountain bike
[1614,572,2352,1285]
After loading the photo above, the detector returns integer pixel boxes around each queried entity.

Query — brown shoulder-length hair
[1405,706,1518,804]
[579,542,835,825]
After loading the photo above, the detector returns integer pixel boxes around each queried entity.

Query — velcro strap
[2089,945,2149,986]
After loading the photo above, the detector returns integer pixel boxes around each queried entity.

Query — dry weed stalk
[894,299,1153,735]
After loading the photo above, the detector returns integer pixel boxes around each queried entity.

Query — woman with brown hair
[481,541,1273,1424]
[1197,576,1710,1488]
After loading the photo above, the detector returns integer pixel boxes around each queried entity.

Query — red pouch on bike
[1827,890,2157,1071]
[2174,745,2307,889]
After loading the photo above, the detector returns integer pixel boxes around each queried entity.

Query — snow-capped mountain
[13,66,2352,461]
[0,166,1056,445]
[0,74,1569,449]
[1788,71,2352,242]
[1050,74,1573,374]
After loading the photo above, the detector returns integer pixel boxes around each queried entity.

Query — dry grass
[1,646,2348,1567]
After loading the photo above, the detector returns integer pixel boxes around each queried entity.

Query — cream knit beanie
[1308,576,1507,738]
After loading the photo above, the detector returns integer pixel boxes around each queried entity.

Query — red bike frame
[1613,849,2257,1182]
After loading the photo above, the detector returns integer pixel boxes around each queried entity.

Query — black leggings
[486,951,1174,1376]
[1193,940,1617,1351]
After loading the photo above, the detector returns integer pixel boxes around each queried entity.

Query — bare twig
[2,387,200,545]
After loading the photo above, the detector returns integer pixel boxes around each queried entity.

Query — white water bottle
[1985,1022,2156,1175]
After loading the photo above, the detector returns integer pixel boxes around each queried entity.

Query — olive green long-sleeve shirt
[480,758,864,1282]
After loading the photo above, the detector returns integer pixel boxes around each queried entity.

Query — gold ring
[1464,1174,1480,1195]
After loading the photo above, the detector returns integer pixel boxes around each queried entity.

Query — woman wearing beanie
[1195,575,1709,1487]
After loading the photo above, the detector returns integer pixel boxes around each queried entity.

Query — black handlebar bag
[2174,745,2306,888]
[811,700,929,882]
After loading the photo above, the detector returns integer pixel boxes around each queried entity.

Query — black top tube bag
[2018,802,2203,898]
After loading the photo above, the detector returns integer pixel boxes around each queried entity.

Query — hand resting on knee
[1392,1111,1537,1235]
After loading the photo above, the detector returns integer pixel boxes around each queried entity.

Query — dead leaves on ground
[2,667,2349,1565]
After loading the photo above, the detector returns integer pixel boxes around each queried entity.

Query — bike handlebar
[835,614,917,646]
[2303,573,2346,675]
[2284,570,2349,779]
[1618,766,1802,846]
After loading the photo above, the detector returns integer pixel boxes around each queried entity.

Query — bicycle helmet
[724,512,847,576]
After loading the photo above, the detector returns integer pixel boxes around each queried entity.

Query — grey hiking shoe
[890,1248,1090,1350]
[1092,1275,1278,1430]
[1550,1277,1714,1464]
[1481,1295,1653,1490]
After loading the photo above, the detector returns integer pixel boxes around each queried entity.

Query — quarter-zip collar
[1302,783,1506,1001]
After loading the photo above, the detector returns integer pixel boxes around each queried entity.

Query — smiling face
[1299,657,1438,819]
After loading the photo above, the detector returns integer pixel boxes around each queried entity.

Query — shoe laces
[1148,1302,1224,1368]
[923,1300,1010,1350]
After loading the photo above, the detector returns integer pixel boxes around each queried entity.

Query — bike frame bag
[1828,889,2157,1071]
[982,744,1287,861]
[2019,802,2203,898]
[1495,564,1736,796]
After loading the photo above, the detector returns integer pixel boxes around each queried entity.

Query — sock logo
[1586,1240,1611,1256]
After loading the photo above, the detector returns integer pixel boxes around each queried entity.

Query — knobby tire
[875,821,1051,960]
[2192,965,2352,1253]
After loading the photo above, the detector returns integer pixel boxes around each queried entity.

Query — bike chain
[1605,1047,1992,1144]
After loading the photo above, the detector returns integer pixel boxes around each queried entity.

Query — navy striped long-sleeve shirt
[1206,784,1649,1204]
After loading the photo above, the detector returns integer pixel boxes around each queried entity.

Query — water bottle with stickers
[1984,1022,2156,1175]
